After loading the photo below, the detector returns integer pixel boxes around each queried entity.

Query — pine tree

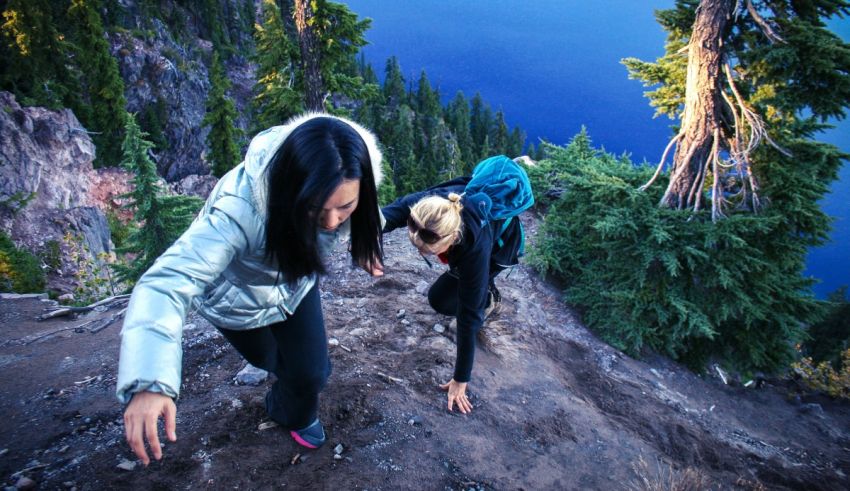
[445,91,474,174]
[310,0,373,105]
[1,0,84,111]
[293,0,323,110]
[623,0,850,219]
[113,114,203,286]
[507,126,526,158]
[490,110,509,156]
[203,51,241,178]
[252,0,302,128]
[470,93,493,161]
[67,0,128,168]
[383,56,407,107]
[415,70,441,117]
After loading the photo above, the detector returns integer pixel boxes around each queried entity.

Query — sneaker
[290,418,326,449]
[484,283,502,319]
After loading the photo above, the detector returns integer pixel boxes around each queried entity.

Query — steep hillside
[0,223,848,489]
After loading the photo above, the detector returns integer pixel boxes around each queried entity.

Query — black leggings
[218,283,329,430]
[427,269,501,316]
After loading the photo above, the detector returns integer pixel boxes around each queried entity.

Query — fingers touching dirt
[440,379,473,414]
[124,391,177,466]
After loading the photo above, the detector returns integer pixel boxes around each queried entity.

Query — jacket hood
[243,112,384,216]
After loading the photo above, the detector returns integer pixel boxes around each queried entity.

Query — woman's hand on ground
[439,379,472,414]
[124,391,177,466]
[359,255,385,277]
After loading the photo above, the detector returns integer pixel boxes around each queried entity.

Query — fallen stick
[377,372,405,384]
[89,307,127,333]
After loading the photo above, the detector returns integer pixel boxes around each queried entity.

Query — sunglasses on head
[407,216,444,244]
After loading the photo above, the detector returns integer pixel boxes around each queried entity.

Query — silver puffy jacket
[116,113,383,403]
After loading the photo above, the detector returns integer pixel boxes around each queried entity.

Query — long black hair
[264,116,383,283]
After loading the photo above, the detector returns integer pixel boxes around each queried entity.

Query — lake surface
[345,0,849,298]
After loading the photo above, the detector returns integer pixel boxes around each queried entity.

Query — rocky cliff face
[0,92,114,294]
[110,0,255,182]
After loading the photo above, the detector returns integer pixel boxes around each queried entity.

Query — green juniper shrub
[0,231,45,293]
[802,286,850,369]
[528,130,821,374]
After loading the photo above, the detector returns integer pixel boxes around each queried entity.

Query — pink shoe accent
[290,430,319,449]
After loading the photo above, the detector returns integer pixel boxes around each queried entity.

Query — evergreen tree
[203,51,241,178]
[415,70,441,117]
[293,0,323,110]
[386,105,422,195]
[1,0,84,110]
[623,0,850,219]
[201,0,232,53]
[138,96,168,151]
[67,0,128,168]
[803,286,850,368]
[113,114,203,286]
[445,91,474,173]
[507,126,526,158]
[383,56,406,107]
[252,0,302,128]
[310,0,373,106]
[490,110,509,155]
[470,93,493,160]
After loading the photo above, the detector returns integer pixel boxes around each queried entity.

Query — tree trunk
[293,0,324,111]
[661,0,733,209]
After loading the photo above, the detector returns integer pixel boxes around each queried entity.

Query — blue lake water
[344,0,849,298]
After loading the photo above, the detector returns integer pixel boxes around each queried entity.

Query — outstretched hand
[440,379,473,414]
[124,391,177,466]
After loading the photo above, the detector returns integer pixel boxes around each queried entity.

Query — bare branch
[639,132,683,192]
[746,0,785,44]
[710,129,724,222]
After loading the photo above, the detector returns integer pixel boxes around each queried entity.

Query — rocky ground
[1,225,849,490]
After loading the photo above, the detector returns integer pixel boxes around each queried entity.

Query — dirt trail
[1,225,849,490]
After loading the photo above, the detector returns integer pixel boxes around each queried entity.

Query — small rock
[258,421,278,431]
[333,443,344,455]
[230,399,243,410]
[184,323,197,331]
[649,368,663,379]
[14,476,35,491]
[407,415,423,426]
[333,453,343,460]
[328,337,340,347]
[433,324,445,334]
[116,460,136,471]
[799,403,824,416]
[400,319,410,326]
[57,293,75,303]
[234,364,268,386]
[62,482,75,489]
[349,328,367,337]
[356,298,368,308]
[415,281,429,294]
[290,453,301,465]
[396,309,406,319]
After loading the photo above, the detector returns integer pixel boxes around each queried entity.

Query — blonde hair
[409,193,464,251]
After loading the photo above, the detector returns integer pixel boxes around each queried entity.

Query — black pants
[218,284,329,430]
[427,268,502,316]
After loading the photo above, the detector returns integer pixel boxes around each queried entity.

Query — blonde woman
[382,176,524,414]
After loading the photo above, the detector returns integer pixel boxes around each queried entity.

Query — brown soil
[1,228,849,490]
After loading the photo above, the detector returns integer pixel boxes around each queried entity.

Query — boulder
[0,92,113,294]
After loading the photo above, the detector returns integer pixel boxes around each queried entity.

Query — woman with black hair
[117,113,385,465]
